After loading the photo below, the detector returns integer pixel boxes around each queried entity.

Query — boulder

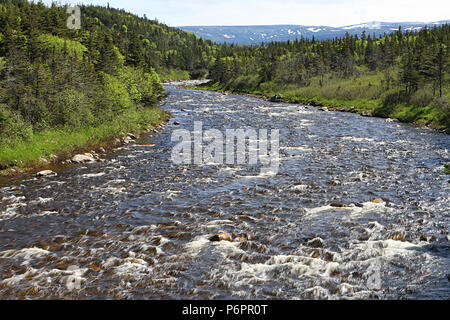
[330,201,346,208]
[306,237,324,248]
[37,170,57,177]
[71,153,96,164]
[269,94,282,103]
[209,232,233,242]
[209,232,255,242]
[328,179,341,186]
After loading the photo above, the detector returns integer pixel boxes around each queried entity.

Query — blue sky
[43,0,449,27]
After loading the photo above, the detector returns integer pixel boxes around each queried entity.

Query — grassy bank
[200,72,450,132]
[158,69,191,82]
[0,106,168,176]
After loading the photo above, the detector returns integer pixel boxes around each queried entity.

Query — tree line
[207,25,449,129]
[0,0,216,147]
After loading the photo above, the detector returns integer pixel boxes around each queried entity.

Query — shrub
[409,88,434,107]
[0,57,5,73]
[54,89,94,128]
[433,97,450,130]
[37,34,87,60]
[0,104,33,145]
[19,93,52,129]
[96,72,133,119]
[117,66,163,106]
[189,69,208,80]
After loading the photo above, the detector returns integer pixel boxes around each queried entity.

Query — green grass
[0,106,167,171]
[157,69,191,82]
[201,72,449,132]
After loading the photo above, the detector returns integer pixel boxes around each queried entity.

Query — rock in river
[71,153,97,164]
[330,201,347,208]
[37,170,57,177]
[269,94,282,103]
[209,232,255,242]
[306,237,324,248]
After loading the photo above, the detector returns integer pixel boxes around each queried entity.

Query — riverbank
[196,80,449,134]
[0,107,171,179]
[157,70,191,82]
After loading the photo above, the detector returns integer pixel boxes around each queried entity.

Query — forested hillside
[80,5,215,78]
[206,25,449,131]
[0,0,215,171]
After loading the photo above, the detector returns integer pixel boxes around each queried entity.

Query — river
[0,83,449,299]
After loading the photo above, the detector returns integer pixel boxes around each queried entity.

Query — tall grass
[205,71,449,131]
[158,69,191,82]
[0,107,166,169]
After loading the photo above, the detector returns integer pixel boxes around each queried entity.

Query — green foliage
[37,34,87,60]
[206,24,450,131]
[433,97,450,130]
[0,57,5,73]
[0,107,166,168]
[0,1,178,170]
[409,88,434,107]
[97,72,134,117]
[118,66,163,105]
[444,164,450,174]
[54,89,94,128]
[0,104,32,146]
[158,69,191,81]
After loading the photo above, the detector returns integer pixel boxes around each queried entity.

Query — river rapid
[0,83,449,299]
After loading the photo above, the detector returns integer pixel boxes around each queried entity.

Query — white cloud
[41,0,450,26]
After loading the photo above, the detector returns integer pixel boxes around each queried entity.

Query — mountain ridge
[178,20,450,44]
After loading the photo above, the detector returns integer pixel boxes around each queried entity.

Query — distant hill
[179,20,450,44]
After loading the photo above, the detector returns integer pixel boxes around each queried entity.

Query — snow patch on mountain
[178,20,450,44]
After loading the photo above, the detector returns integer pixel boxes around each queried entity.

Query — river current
[0,83,449,299]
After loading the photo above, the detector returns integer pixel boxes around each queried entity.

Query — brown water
[0,84,449,299]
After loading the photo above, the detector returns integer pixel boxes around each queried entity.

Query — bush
[96,72,133,119]
[0,104,33,145]
[433,97,450,130]
[0,57,5,73]
[409,88,434,107]
[117,66,163,106]
[229,75,260,92]
[37,34,87,60]
[259,81,278,94]
[54,89,95,128]
[19,93,52,129]
[381,89,404,107]
[189,69,208,80]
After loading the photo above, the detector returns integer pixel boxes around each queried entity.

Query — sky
[43,0,450,27]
